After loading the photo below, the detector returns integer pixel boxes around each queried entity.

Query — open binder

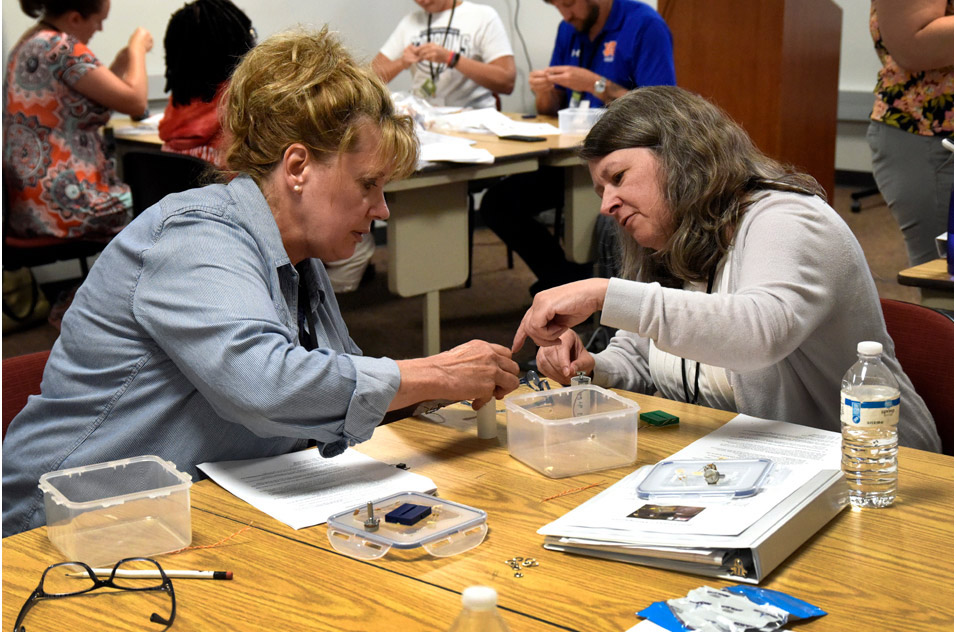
[538,415,849,584]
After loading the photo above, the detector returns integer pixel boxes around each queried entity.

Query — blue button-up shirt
[550,0,676,108]
[2,175,401,536]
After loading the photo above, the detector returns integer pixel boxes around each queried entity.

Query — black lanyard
[297,264,318,352]
[681,267,717,405]
[577,31,606,71]
[426,1,457,83]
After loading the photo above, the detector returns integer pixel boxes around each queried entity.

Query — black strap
[426,1,458,83]
[681,268,717,405]
[297,265,318,351]
[577,31,607,72]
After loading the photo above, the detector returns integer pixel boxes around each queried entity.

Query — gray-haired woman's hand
[535,330,594,385]
[512,278,609,353]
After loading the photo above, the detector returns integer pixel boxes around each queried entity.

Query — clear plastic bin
[558,107,606,135]
[505,385,639,477]
[327,492,487,560]
[39,455,193,565]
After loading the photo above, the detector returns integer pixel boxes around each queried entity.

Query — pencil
[66,569,233,580]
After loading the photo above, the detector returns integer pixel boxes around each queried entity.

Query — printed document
[539,415,842,543]
[198,449,436,530]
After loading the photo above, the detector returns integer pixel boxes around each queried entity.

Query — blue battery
[384,503,432,526]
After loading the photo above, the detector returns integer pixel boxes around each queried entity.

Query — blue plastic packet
[724,585,827,619]
[637,584,826,631]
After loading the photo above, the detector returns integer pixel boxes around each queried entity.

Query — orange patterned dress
[3,26,131,239]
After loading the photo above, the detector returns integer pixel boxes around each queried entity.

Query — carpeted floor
[1,182,920,363]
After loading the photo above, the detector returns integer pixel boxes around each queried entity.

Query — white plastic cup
[476,401,497,439]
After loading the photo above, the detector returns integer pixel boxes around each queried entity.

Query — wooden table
[108,116,596,356]
[4,391,952,631]
[898,258,954,310]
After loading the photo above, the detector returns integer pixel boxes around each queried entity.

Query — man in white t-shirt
[373,0,515,108]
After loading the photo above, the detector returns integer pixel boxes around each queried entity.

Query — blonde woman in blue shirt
[2,27,520,536]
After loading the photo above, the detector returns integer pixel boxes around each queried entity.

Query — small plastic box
[558,106,606,135]
[505,384,640,478]
[39,455,193,566]
[636,459,774,500]
[327,492,487,560]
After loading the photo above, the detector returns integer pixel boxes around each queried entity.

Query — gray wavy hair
[580,86,825,286]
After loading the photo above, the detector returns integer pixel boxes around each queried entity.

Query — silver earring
[293,184,302,193]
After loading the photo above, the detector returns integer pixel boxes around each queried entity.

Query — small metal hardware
[702,463,722,485]
[363,501,379,531]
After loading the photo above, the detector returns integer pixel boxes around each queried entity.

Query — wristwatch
[593,76,607,95]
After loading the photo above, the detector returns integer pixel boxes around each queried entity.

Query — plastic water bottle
[840,341,899,508]
[447,586,510,632]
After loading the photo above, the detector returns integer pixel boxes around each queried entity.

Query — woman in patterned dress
[3,0,153,239]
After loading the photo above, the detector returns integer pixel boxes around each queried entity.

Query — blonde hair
[580,86,824,286]
[220,26,418,184]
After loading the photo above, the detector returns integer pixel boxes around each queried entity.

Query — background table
[4,391,952,631]
[108,117,597,355]
[897,258,954,311]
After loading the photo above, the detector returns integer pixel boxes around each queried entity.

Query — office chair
[121,150,209,217]
[2,349,50,440]
[880,298,954,455]
[3,183,110,279]
[850,186,881,213]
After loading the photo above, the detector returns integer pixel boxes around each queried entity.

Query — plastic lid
[636,459,774,500]
[326,492,488,560]
[462,586,497,611]
[857,341,883,356]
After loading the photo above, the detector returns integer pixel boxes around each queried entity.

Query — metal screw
[513,572,524,578]
[363,501,379,531]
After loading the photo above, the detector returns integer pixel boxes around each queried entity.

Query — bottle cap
[857,341,883,356]
[461,586,497,611]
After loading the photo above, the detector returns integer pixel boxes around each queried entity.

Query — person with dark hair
[511,86,941,453]
[158,0,257,165]
[3,28,520,536]
[3,0,152,238]
[479,0,675,296]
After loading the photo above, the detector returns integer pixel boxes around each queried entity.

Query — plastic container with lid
[505,384,639,478]
[326,492,487,560]
[636,458,774,500]
[557,106,606,135]
[39,455,193,565]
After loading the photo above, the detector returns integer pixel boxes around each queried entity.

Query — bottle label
[841,396,900,427]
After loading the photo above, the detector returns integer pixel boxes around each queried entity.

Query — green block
[640,410,679,426]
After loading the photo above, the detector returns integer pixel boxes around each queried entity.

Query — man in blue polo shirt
[480,0,675,295]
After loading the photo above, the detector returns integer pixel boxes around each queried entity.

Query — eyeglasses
[13,557,176,632]
[519,370,551,392]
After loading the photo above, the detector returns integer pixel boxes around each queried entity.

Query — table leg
[562,164,599,264]
[386,181,469,355]
[423,290,441,356]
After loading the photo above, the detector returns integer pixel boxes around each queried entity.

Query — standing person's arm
[416,43,515,94]
[372,47,420,84]
[875,0,954,70]
[374,16,420,84]
[73,27,152,116]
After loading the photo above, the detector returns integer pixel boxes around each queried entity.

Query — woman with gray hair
[3,28,519,536]
[512,85,940,452]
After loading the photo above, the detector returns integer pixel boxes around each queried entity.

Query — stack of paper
[198,449,436,530]
[538,415,848,583]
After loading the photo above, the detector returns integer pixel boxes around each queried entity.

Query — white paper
[431,107,561,136]
[198,449,436,530]
[538,415,843,543]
